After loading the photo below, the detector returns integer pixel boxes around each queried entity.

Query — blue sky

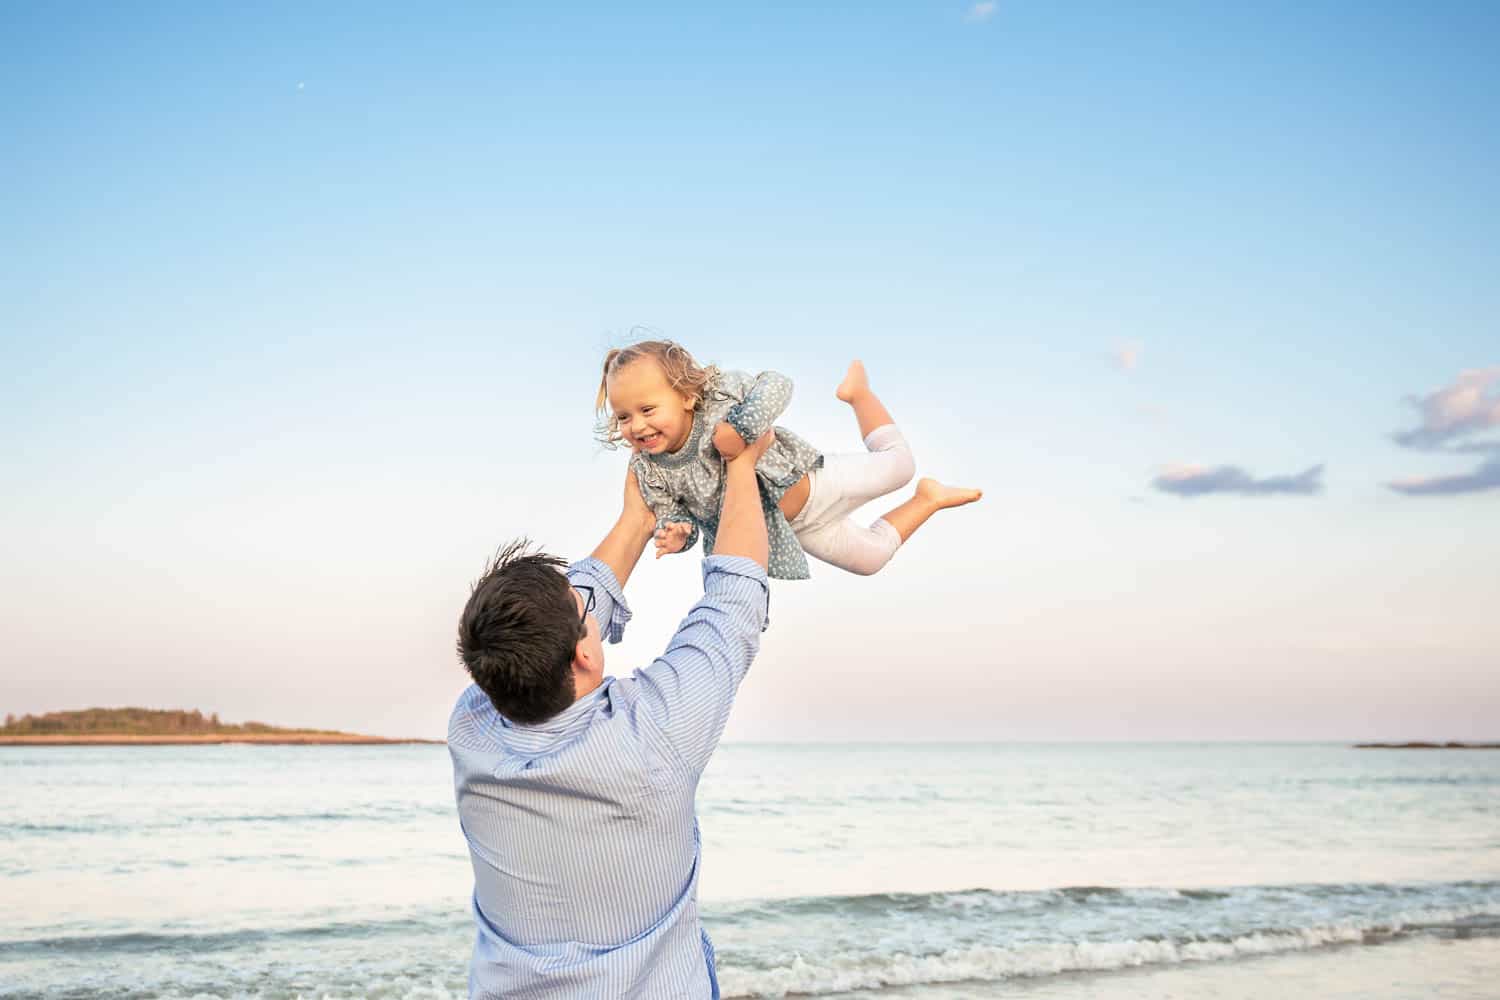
[3,2,1496,740]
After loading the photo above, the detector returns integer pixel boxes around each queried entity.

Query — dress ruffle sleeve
[722,370,793,445]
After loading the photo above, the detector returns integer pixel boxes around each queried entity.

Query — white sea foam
[717,904,1496,998]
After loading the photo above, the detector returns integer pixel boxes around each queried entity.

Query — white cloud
[1391,366,1500,450]
[1112,341,1142,371]
[1153,463,1325,498]
[965,2,997,23]
[1388,366,1500,497]
[1387,455,1500,496]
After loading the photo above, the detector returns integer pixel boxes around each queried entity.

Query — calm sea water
[2,743,1497,998]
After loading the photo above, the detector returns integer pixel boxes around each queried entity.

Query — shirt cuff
[701,554,771,632]
[723,404,760,446]
[568,556,632,643]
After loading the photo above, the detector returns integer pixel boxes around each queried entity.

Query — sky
[2,2,1497,741]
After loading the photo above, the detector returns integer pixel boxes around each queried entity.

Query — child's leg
[800,426,916,530]
[787,360,979,575]
[836,360,894,438]
[788,433,917,577]
[826,361,915,509]
[795,515,902,577]
[793,479,982,575]
[879,479,983,542]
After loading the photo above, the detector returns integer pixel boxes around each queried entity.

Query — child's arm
[632,455,701,557]
[654,519,698,559]
[653,505,700,558]
[721,370,793,448]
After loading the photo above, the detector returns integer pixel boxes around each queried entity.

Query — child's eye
[643,406,655,414]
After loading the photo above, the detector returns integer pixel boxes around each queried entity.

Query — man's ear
[571,635,598,678]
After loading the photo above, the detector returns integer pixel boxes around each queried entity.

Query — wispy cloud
[965,2,998,23]
[1388,455,1500,496]
[1386,367,1500,496]
[1152,463,1325,498]
[1111,341,1142,372]
[1390,367,1500,450]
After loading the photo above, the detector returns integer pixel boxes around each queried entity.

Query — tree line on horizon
[0,708,324,735]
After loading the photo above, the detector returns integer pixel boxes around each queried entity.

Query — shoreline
[864,934,1500,1000]
[1353,742,1500,750]
[0,734,442,746]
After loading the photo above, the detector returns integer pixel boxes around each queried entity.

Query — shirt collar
[495,678,615,755]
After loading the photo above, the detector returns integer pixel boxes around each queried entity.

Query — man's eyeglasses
[574,585,596,629]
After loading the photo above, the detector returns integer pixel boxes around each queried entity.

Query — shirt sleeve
[723,370,793,445]
[631,555,769,774]
[565,557,632,644]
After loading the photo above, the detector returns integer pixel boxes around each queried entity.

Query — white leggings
[789,424,915,576]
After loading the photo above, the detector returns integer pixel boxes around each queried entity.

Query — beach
[2,742,1496,998]
[854,935,1500,999]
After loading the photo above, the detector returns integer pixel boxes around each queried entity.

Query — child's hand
[654,521,693,559]
[713,421,747,460]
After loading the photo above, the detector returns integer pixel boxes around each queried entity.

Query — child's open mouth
[638,432,662,447]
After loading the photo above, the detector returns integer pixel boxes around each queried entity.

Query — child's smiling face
[607,358,697,455]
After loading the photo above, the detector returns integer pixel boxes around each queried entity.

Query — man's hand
[654,521,693,559]
[713,421,747,460]
[729,429,774,466]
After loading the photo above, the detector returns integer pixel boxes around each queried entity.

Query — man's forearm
[591,509,657,589]
[711,459,768,569]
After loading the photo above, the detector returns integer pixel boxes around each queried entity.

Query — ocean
[2,742,1496,998]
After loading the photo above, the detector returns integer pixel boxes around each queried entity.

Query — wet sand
[828,934,1500,999]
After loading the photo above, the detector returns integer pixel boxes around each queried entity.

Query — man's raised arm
[629,433,773,774]
[565,467,659,646]
[590,467,660,589]
[709,432,771,568]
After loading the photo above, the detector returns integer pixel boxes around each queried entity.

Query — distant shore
[0,707,441,747]
[0,733,442,746]
[1353,742,1500,750]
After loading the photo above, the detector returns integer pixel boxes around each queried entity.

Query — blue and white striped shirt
[448,554,770,999]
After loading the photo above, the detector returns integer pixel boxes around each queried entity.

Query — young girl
[596,340,981,580]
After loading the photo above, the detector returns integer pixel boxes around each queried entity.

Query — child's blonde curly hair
[594,340,721,448]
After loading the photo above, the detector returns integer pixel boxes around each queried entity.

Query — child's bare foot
[879,478,983,542]
[916,478,982,509]
[835,360,869,403]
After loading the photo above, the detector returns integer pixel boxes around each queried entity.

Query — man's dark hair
[457,539,585,724]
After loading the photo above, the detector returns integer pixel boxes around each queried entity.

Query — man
[448,432,773,998]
